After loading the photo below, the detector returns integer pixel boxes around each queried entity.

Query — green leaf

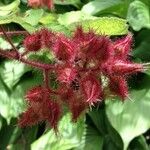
[0,0,20,16]
[23,9,44,26]
[0,68,42,122]
[0,118,38,150]
[88,108,123,150]
[39,13,57,25]
[31,114,85,150]
[106,88,150,150]
[0,116,2,130]
[75,107,123,150]
[83,124,104,150]
[128,135,149,150]
[0,15,36,33]
[14,17,36,32]
[80,17,128,36]
[81,0,123,15]
[0,119,18,150]
[127,0,150,31]
[132,29,150,61]
[58,11,97,26]
[45,23,71,35]
[0,60,30,89]
[55,0,81,8]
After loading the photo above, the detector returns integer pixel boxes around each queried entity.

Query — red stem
[43,69,50,88]
[0,49,55,70]
[0,30,29,36]
[0,25,19,53]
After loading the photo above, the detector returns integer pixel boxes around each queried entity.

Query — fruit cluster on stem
[0,25,147,131]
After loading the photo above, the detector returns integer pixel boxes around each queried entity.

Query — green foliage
[0,0,20,16]
[81,0,123,15]
[127,0,150,31]
[80,17,128,35]
[106,87,150,150]
[31,114,85,150]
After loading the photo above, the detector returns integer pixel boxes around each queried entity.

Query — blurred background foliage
[0,0,150,150]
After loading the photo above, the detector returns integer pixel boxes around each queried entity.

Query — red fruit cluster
[20,26,144,130]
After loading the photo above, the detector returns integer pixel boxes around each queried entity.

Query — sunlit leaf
[0,60,30,89]
[80,17,128,36]
[23,9,44,26]
[0,0,20,16]
[106,88,150,150]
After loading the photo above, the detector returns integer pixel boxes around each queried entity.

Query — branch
[0,49,55,70]
[0,25,19,52]
[0,30,29,36]
[43,69,50,89]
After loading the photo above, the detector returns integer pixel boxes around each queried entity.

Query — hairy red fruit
[19,98,61,130]
[58,85,74,103]
[28,0,41,8]
[57,66,77,84]
[69,97,87,122]
[73,26,112,62]
[101,60,143,76]
[40,28,54,49]
[73,26,86,42]
[53,35,76,62]
[0,25,145,130]
[41,0,54,9]
[63,87,87,122]
[81,76,103,105]
[28,0,55,9]
[111,61,143,75]
[18,107,41,127]
[23,33,41,52]
[25,86,47,102]
[114,33,132,59]
[45,100,61,130]
[109,76,128,100]
[87,36,112,61]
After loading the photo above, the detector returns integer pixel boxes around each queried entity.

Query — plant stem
[43,69,50,89]
[0,30,29,36]
[0,49,54,70]
[0,25,19,52]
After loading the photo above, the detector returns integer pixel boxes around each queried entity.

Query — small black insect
[70,79,80,91]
